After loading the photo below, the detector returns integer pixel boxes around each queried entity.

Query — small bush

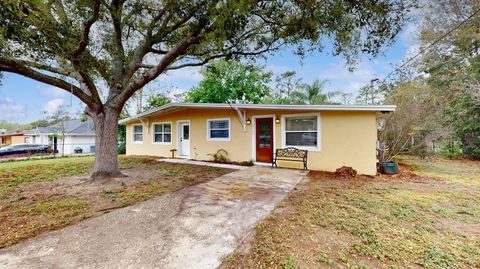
[440,141,461,159]
[210,149,229,163]
[464,139,480,160]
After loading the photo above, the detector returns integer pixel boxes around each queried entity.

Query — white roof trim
[119,103,396,124]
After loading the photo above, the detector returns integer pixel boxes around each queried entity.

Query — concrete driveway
[0,166,305,269]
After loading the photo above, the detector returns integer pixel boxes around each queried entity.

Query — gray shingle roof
[25,119,95,135]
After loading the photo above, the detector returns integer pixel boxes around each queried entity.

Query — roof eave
[118,103,397,125]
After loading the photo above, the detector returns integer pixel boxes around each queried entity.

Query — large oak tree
[0,0,413,179]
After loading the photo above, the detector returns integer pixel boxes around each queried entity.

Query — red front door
[256,118,274,162]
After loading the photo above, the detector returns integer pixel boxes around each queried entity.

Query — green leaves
[143,93,170,111]
[1,0,413,106]
[185,59,272,103]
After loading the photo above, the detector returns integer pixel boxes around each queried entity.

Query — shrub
[117,141,126,154]
[440,140,461,159]
[210,149,229,163]
[463,139,480,160]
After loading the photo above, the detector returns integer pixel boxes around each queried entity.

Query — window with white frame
[153,123,172,144]
[283,114,319,150]
[207,118,230,141]
[132,124,143,143]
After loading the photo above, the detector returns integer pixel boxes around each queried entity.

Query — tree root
[89,171,127,183]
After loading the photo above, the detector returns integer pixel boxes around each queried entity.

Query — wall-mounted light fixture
[275,115,280,124]
[246,118,251,125]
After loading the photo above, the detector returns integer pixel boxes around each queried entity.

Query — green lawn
[222,156,480,269]
[0,156,232,248]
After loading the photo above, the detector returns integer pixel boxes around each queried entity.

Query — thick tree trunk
[90,107,122,179]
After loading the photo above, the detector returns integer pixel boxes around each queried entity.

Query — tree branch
[122,8,200,86]
[0,59,95,107]
[149,48,169,54]
[166,43,283,70]
[113,34,203,108]
[73,68,102,106]
[72,0,101,57]
[14,59,71,76]
[109,0,126,82]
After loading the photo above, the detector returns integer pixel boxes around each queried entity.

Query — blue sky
[0,26,416,124]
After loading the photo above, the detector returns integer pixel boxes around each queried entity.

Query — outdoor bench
[272,147,308,170]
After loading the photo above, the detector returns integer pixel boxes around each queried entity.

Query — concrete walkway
[0,166,305,269]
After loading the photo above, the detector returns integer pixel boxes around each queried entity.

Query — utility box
[381,161,399,174]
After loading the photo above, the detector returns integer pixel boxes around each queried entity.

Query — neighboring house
[24,119,96,155]
[0,131,27,147]
[120,103,395,175]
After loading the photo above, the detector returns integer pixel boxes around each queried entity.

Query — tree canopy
[418,0,480,159]
[375,0,480,160]
[0,0,414,177]
[143,93,171,111]
[185,60,272,103]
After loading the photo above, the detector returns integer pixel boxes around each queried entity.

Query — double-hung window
[132,124,143,143]
[207,118,230,141]
[153,123,172,144]
[282,114,320,151]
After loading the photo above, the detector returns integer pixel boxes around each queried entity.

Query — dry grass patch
[222,156,480,269]
[0,155,232,248]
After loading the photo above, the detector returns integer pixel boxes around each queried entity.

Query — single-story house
[0,131,27,147]
[119,103,395,175]
[24,119,96,155]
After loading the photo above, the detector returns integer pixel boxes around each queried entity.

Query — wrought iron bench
[272,147,308,170]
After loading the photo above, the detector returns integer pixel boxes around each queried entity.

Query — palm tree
[301,79,340,104]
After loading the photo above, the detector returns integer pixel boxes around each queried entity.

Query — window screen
[284,116,317,147]
[208,119,230,140]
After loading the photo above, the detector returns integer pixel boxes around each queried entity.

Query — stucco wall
[125,108,378,175]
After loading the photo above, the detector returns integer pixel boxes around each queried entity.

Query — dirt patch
[0,156,232,248]
[222,156,480,269]
[335,166,357,178]
[438,218,480,238]
[308,170,373,181]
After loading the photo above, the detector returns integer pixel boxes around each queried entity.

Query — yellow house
[0,131,26,147]
[119,103,395,175]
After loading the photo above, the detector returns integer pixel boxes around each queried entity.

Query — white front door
[178,121,190,157]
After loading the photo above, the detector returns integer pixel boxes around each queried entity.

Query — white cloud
[318,61,377,93]
[0,97,26,122]
[42,98,65,114]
